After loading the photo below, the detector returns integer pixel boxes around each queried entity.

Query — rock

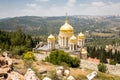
[24,68,39,80]
[43,77,51,80]
[56,66,64,70]
[86,71,97,80]
[0,56,13,74]
[64,69,70,76]
[56,66,64,76]
[56,66,70,77]
[0,53,25,80]
[7,71,25,80]
[2,51,9,57]
[67,76,75,80]
[0,53,40,80]
[56,69,62,76]
[39,68,47,74]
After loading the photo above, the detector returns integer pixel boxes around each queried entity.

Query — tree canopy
[0,28,33,56]
[45,49,80,68]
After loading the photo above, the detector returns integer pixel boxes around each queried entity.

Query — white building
[47,15,86,52]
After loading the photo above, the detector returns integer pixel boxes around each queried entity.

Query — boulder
[43,77,51,80]
[24,68,39,80]
[67,76,75,80]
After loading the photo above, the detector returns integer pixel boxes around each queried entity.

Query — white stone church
[36,15,87,59]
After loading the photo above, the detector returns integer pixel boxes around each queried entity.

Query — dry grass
[70,68,90,77]
[32,61,56,71]
[13,59,120,80]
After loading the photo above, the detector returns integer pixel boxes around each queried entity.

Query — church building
[35,14,87,59]
[48,15,85,49]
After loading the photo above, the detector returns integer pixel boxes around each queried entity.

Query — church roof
[60,16,73,32]
[47,34,55,41]
[78,32,85,39]
[69,35,77,43]
[81,48,87,54]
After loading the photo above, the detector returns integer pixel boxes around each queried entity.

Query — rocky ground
[0,52,39,80]
[1,52,120,80]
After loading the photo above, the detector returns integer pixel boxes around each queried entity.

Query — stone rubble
[56,66,70,76]
[67,76,75,80]
[55,66,76,80]
[0,52,39,80]
[24,68,39,80]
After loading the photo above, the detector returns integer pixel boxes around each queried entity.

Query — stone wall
[80,60,120,76]
[106,64,120,76]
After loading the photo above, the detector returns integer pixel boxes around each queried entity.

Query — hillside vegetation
[0,29,33,57]
[0,16,120,35]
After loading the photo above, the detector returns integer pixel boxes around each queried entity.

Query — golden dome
[47,34,55,41]
[69,35,77,43]
[78,32,85,39]
[60,19,73,32]
[81,48,87,54]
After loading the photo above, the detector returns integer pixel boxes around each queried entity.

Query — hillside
[0,15,120,35]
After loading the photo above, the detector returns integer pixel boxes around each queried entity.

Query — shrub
[23,51,35,61]
[23,51,35,68]
[45,49,80,68]
[98,63,107,73]
[70,57,80,67]
[109,59,116,65]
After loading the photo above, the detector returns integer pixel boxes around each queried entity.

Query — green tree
[0,29,34,57]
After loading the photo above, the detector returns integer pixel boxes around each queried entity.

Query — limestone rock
[67,76,75,80]
[64,69,70,76]
[43,77,51,80]
[24,68,39,80]
[7,71,25,80]
[56,66,70,77]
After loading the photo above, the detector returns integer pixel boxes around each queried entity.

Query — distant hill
[0,15,120,36]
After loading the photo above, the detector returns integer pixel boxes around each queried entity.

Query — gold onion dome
[47,34,55,41]
[78,32,85,39]
[69,35,77,43]
[60,18,73,32]
[81,48,87,54]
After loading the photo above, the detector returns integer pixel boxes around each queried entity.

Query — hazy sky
[0,0,120,18]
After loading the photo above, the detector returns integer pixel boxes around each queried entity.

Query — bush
[109,59,116,65]
[45,49,80,68]
[70,57,80,67]
[23,51,35,61]
[23,51,35,68]
[98,63,107,73]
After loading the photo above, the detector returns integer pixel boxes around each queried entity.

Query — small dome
[60,19,73,32]
[47,34,55,41]
[81,48,87,54]
[78,32,85,39]
[69,35,77,43]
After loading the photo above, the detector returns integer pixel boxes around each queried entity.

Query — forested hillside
[0,29,33,56]
[0,16,120,36]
